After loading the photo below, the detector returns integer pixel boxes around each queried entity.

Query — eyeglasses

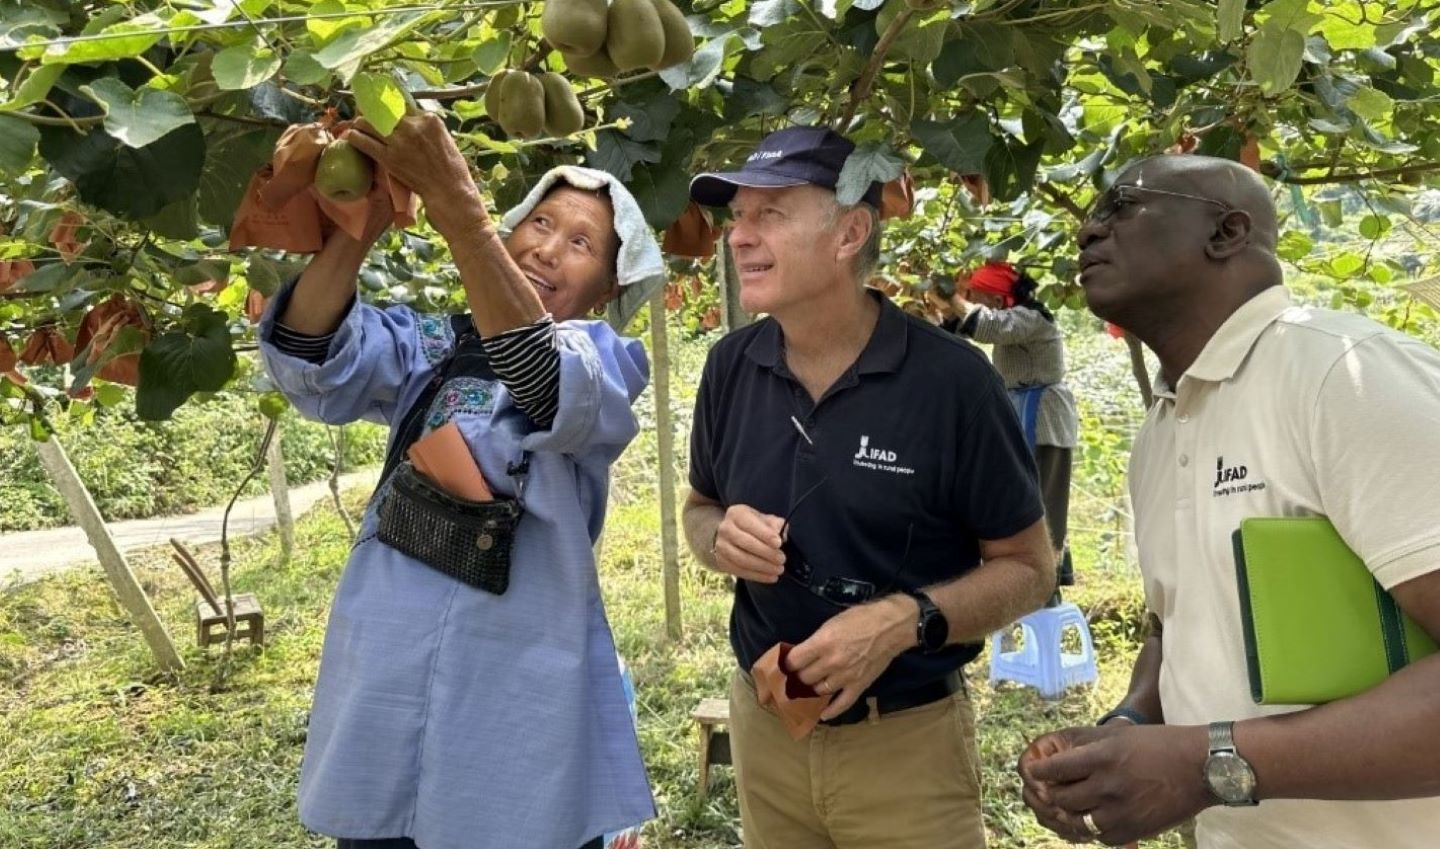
[1087,184,1232,224]
[778,477,914,608]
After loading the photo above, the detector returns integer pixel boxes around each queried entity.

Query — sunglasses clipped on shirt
[1087,184,1233,225]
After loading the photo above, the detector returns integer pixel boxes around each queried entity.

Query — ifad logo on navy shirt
[853,435,916,476]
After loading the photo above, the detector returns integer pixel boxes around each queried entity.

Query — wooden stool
[692,697,732,800]
[195,593,265,648]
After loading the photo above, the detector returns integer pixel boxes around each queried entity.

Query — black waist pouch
[376,459,526,595]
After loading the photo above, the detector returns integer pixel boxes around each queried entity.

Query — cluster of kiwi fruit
[542,0,695,78]
[486,69,587,139]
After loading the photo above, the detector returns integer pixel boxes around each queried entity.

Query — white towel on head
[498,165,666,331]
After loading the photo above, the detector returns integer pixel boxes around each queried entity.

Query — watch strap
[1097,706,1151,727]
[1208,720,1236,753]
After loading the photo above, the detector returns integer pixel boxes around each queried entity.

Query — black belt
[819,671,964,727]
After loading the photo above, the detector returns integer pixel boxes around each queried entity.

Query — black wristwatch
[903,589,948,653]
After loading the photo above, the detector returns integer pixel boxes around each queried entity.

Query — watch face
[920,610,947,651]
[1205,752,1256,803]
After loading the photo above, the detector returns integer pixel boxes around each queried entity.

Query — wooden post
[1123,332,1154,409]
[650,293,683,640]
[717,235,749,332]
[265,420,294,561]
[33,435,184,671]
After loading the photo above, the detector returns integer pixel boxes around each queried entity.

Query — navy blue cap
[689,126,884,208]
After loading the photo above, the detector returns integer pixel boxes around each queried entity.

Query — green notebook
[1232,516,1438,705]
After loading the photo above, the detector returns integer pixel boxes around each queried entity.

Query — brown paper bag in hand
[258,122,332,210]
[752,642,834,741]
[229,166,325,254]
[406,421,494,502]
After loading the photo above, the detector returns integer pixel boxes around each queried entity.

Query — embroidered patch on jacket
[425,377,497,429]
[416,314,454,366]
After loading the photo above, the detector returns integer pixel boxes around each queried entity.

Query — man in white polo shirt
[1018,154,1440,849]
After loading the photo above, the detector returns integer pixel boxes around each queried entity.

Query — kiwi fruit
[484,68,513,120]
[496,71,546,139]
[562,47,620,78]
[539,71,585,137]
[541,0,609,57]
[605,0,665,72]
[648,0,694,70]
[314,138,374,203]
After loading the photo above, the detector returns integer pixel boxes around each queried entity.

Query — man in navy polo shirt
[682,126,1056,848]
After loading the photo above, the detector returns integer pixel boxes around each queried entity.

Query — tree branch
[1038,182,1087,221]
[835,8,914,131]
[1261,160,1440,185]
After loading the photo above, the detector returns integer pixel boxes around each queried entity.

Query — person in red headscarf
[934,260,1078,594]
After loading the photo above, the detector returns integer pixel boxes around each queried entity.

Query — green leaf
[586,130,661,182]
[1275,230,1312,262]
[1256,0,1321,33]
[1217,0,1245,43]
[660,35,730,91]
[752,19,826,81]
[934,24,1013,88]
[984,136,1046,203]
[1358,214,1390,239]
[81,78,195,149]
[0,63,63,112]
[136,306,237,421]
[143,196,200,241]
[1317,199,1343,228]
[836,142,904,206]
[245,256,307,297]
[282,50,330,86]
[213,42,281,91]
[629,161,691,229]
[472,34,511,76]
[1328,252,1365,277]
[1248,25,1306,95]
[912,112,994,175]
[39,21,161,65]
[1316,3,1377,51]
[749,0,804,27]
[0,114,38,175]
[353,72,406,136]
[313,12,426,75]
[608,95,681,144]
[93,382,128,407]
[9,262,88,295]
[39,122,206,219]
[1346,86,1393,123]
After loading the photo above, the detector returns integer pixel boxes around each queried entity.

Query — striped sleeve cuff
[483,316,560,428]
[270,322,336,364]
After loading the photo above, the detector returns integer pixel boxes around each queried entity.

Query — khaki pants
[728,669,986,849]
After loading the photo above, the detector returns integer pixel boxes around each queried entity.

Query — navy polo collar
[743,289,909,375]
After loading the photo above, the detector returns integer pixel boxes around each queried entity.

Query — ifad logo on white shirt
[853,435,916,476]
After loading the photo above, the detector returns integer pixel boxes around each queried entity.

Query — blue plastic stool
[988,602,1098,699]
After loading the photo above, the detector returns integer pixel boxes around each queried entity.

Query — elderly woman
[257,113,661,849]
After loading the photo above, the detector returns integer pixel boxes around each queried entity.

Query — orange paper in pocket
[752,642,834,740]
[407,421,494,502]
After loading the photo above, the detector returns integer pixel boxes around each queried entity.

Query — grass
[1,318,1188,848]
[0,474,1183,849]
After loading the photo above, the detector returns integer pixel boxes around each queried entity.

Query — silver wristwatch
[1203,721,1258,807]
